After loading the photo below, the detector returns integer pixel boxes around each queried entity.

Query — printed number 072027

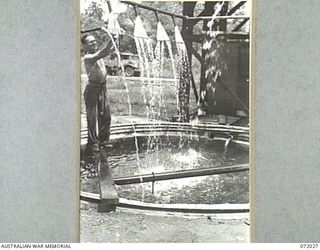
[300,244,318,248]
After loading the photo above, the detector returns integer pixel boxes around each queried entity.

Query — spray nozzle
[156,21,170,42]
[134,16,149,39]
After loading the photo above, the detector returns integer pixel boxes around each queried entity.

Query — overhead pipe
[120,1,250,20]
[81,8,249,34]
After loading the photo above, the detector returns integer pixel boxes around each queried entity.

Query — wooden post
[219,2,229,32]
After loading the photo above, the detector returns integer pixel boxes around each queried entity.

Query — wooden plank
[219,2,229,31]
[188,44,204,64]
[232,18,249,32]
[227,1,246,16]
[80,191,100,204]
[97,151,119,212]
[219,78,249,114]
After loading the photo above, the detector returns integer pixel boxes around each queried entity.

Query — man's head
[81,34,98,53]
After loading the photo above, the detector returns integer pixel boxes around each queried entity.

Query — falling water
[154,21,178,120]
[130,17,196,193]
[134,17,155,120]
[175,26,192,123]
[106,15,144,183]
[151,21,179,168]
[133,15,167,198]
[132,18,181,181]
[174,25,194,155]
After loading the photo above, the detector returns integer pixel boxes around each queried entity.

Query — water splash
[172,148,211,166]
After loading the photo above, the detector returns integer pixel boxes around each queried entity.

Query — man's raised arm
[85,28,118,63]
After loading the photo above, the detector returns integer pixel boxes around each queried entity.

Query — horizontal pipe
[81,127,249,137]
[113,164,249,185]
[88,122,249,131]
[81,2,250,34]
[81,21,249,35]
[81,130,249,137]
[110,121,249,130]
[81,27,102,34]
[81,126,249,133]
[107,127,248,133]
[112,127,248,133]
[120,1,249,21]
[80,132,249,142]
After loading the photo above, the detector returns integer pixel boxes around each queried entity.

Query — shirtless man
[81,28,117,157]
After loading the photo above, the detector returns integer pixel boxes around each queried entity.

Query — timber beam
[232,18,250,32]
[227,1,247,16]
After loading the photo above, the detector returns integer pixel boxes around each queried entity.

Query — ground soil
[80,201,249,243]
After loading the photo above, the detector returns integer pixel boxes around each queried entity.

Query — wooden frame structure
[81,1,250,118]
[118,0,250,117]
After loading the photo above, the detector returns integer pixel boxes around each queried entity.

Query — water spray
[104,10,145,184]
